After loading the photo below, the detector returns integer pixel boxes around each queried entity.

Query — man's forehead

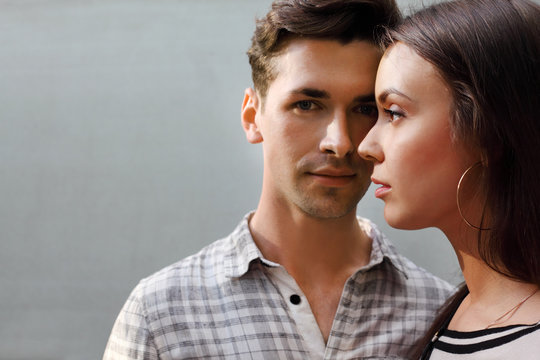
[273,38,379,75]
[279,37,377,56]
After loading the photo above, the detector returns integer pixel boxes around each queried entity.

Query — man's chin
[297,199,359,220]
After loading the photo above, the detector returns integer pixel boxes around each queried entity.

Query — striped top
[429,321,540,359]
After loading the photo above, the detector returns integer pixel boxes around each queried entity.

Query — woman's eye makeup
[383,107,405,122]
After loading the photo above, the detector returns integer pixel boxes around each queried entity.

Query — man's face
[242,39,381,219]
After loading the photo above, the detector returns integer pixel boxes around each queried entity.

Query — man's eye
[296,100,314,111]
[357,105,377,116]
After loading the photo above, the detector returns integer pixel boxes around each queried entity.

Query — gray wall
[0,1,463,359]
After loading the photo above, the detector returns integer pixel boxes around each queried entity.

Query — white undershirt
[264,264,327,360]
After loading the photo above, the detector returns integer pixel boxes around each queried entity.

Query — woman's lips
[371,177,391,198]
[374,185,391,198]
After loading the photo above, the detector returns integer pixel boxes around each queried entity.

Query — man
[104,1,453,359]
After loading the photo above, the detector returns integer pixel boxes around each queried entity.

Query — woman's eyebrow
[378,88,413,103]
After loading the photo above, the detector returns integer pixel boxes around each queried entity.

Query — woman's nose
[357,125,384,163]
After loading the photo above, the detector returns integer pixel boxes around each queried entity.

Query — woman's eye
[384,109,404,123]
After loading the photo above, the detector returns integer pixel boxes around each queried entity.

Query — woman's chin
[384,210,425,230]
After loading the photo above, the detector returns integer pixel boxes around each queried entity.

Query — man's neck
[248,200,372,343]
[249,202,371,280]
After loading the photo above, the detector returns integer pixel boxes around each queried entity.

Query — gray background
[0,1,467,359]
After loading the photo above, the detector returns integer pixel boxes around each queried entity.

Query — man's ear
[241,87,263,144]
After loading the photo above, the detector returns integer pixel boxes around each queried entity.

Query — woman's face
[358,42,471,233]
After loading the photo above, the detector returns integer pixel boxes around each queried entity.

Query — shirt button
[289,294,301,305]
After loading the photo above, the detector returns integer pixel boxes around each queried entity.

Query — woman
[358,0,540,358]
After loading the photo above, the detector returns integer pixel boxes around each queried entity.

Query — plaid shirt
[103,213,453,359]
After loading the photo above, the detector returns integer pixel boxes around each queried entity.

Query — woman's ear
[241,87,263,144]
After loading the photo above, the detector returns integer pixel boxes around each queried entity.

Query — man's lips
[307,168,357,187]
[309,168,356,177]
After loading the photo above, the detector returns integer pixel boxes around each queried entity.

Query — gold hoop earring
[456,162,491,231]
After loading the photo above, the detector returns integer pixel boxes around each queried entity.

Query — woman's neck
[448,251,540,331]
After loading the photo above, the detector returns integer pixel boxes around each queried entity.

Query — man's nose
[319,111,354,158]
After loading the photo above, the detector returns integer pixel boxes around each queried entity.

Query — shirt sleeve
[103,285,159,360]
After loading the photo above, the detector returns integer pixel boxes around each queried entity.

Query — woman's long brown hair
[380,0,540,358]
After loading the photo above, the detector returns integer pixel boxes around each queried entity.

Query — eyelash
[383,108,405,122]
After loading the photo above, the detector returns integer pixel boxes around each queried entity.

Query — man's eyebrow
[378,88,412,103]
[290,88,330,99]
[290,88,375,103]
[353,93,376,103]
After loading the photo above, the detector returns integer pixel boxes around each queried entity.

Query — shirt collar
[357,216,409,278]
[223,212,409,279]
[223,212,279,278]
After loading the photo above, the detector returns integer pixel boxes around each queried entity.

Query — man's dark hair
[247,0,401,98]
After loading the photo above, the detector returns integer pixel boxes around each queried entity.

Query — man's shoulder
[130,214,260,309]
[135,236,233,294]
[118,236,237,323]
